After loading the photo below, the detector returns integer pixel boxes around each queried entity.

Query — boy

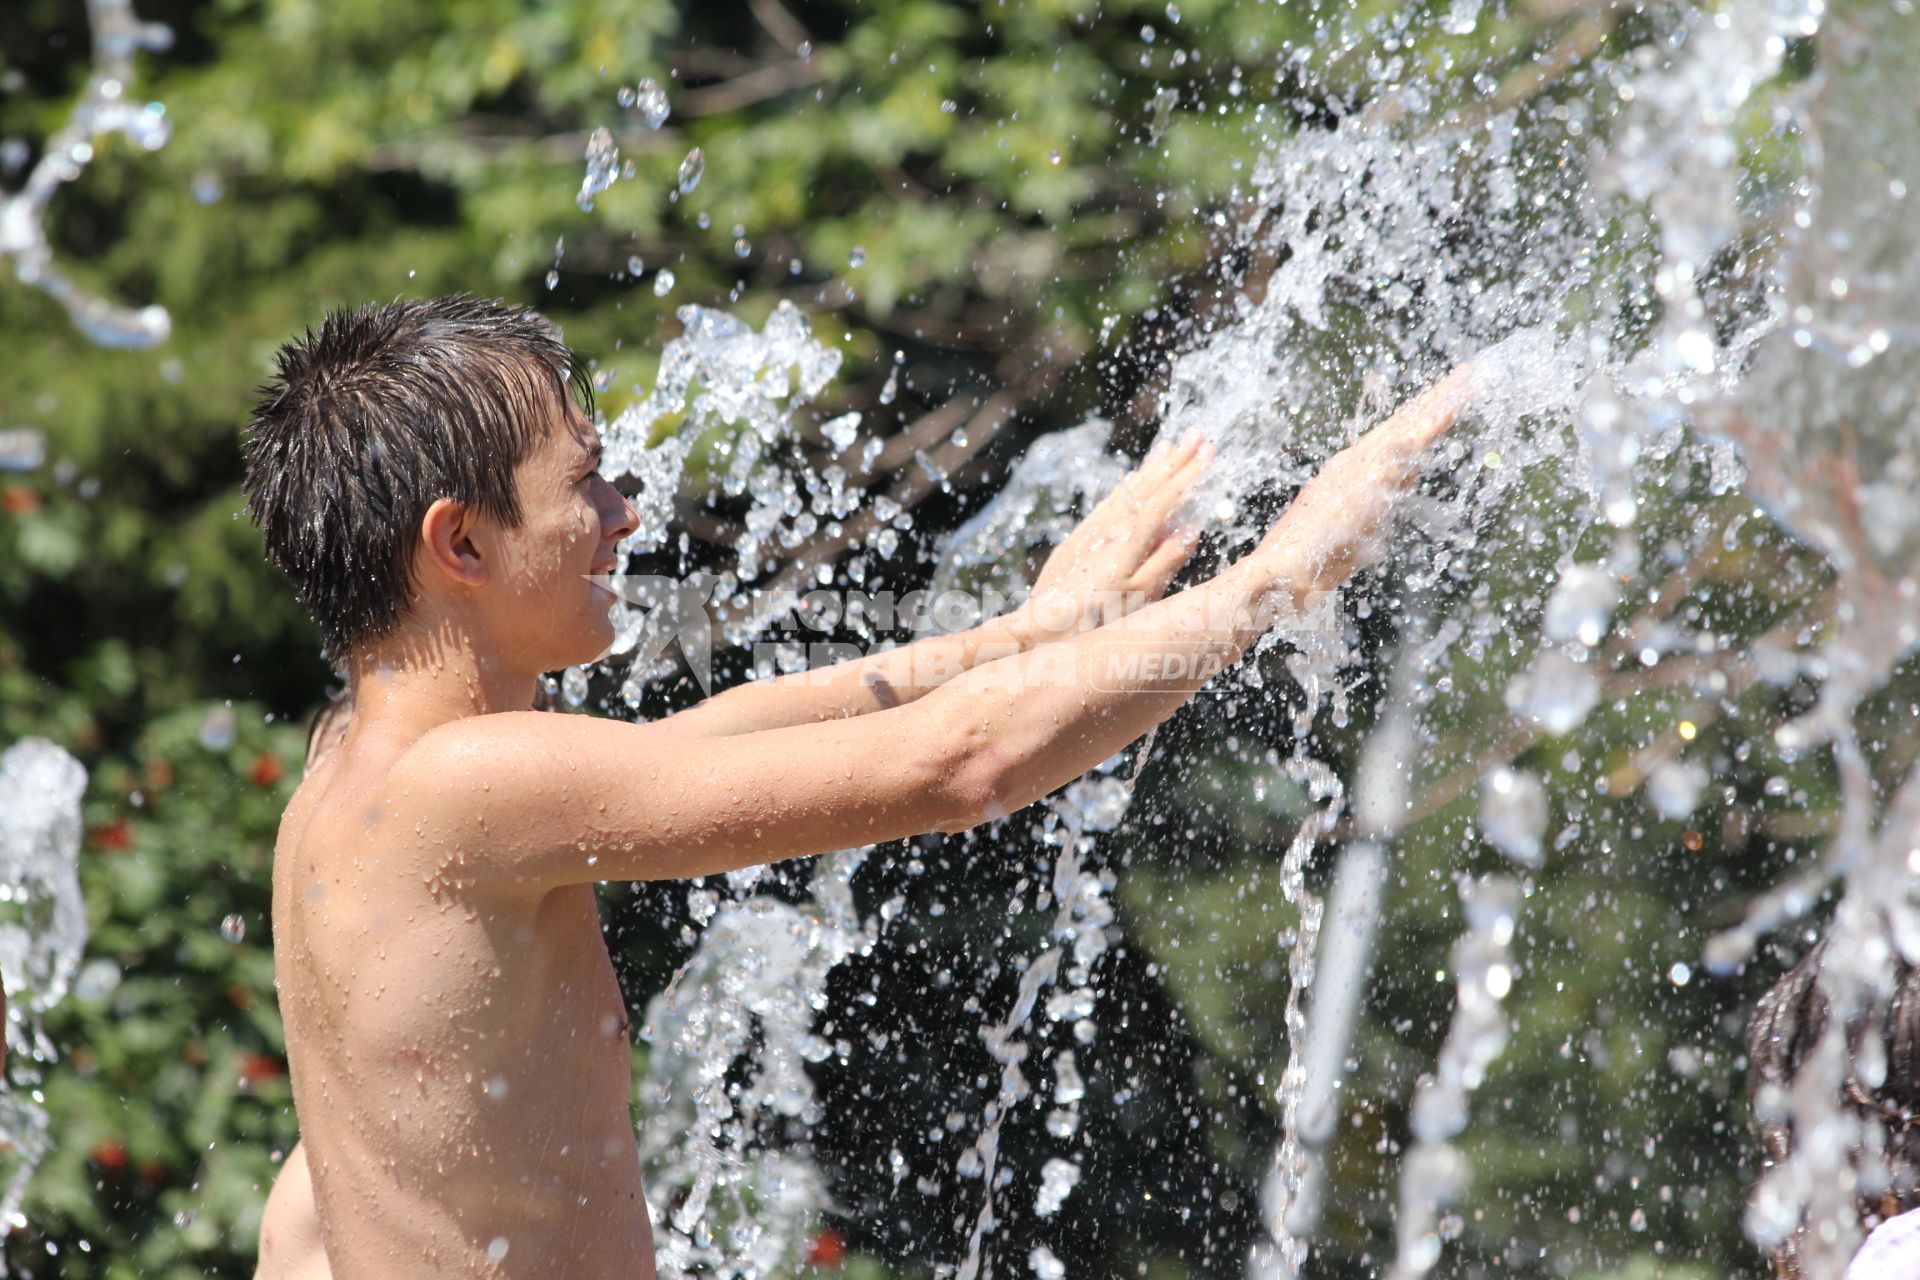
[244,295,1466,1276]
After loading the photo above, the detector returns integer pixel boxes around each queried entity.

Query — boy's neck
[344,617,540,738]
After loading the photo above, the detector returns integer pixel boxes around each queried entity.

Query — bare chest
[275,842,648,1268]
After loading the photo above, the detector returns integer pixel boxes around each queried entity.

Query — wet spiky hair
[243,296,595,660]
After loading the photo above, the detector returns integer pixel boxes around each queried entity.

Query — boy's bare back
[274,721,652,1277]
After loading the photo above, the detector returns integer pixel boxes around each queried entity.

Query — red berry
[805,1229,846,1268]
[239,1052,285,1083]
[90,820,133,850]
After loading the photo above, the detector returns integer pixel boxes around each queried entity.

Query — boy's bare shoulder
[391,709,660,834]
[402,706,693,776]
[394,711,571,798]
[401,702,641,771]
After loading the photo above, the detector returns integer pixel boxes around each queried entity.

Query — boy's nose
[607,485,640,542]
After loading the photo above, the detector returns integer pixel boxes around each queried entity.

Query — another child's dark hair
[1747,939,1920,1276]
[243,296,594,660]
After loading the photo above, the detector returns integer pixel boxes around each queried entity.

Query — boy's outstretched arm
[656,432,1211,738]
[427,372,1468,891]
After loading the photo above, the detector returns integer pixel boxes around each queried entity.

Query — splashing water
[579,79,673,211]
[1387,876,1523,1280]
[677,147,706,196]
[637,852,875,1278]
[0,739,89,1254]
[599,300,854,650]
[953,771,1134,1280]
[576,2,1920,1276]
[0,0,173,346]
[578,127,620,212]
[0,0,1908,1269]
[619,78,671,132]
[600,302,879,1278]
[929,418,1126,603]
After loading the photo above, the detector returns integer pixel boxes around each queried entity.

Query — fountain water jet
[0,739,89,1261]
[0,0,173,348]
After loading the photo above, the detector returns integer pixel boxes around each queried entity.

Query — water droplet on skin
[486,1236,509,1263]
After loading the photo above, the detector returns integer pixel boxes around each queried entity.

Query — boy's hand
[1018,430,1212,640]
[1250,368,1472,605]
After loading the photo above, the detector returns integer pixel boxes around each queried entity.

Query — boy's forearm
[663,608,1043,737]
[928,558,1291,825]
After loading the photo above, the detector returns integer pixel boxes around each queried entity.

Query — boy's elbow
[933,763,1012,834]
[921,700,1018,833]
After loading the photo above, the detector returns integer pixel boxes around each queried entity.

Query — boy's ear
[419,497,487,588]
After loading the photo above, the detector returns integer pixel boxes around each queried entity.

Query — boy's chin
[581,613,619,667]
[536,614,618,674]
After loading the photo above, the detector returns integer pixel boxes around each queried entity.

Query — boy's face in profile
[476,390,635,674]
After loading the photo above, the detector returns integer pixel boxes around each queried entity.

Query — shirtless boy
[244,295,1467,1277]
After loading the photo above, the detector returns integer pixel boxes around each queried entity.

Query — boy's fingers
[1344,366,1473,492]
[1380,366,1473,451]
[1156,428,1205,469]
[1132,445,1211,543]
[1114,432,1205,525]
[1139,522,1201,587]
[1156,440,1212,501]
